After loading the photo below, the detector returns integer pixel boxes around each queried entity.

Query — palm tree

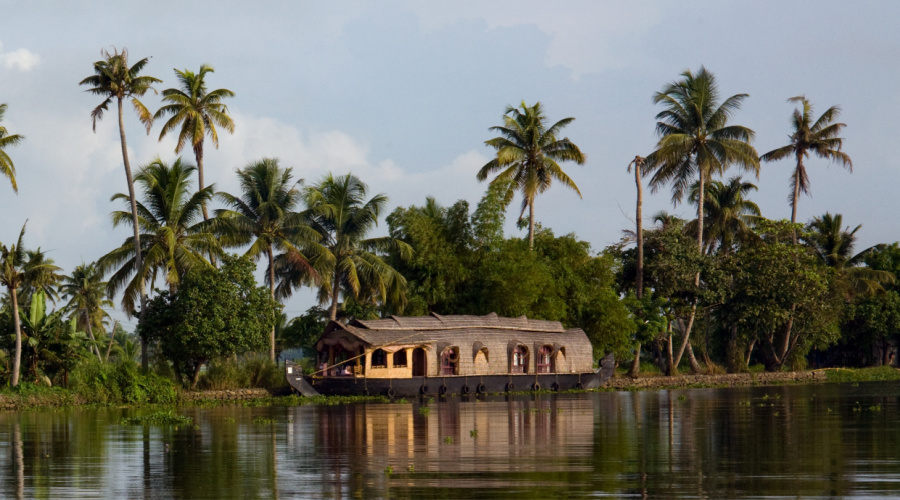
[761,96,852,244]
[0,103,24,193]
[154,65,235,222]
[687,176,761,255]
[477,101,586,249]
[805,212,894,296]
[645,67,759,373]
[302,173,412,321]
[59,263,113,361]
[80,47,160,369]
[627,155,646,377]
[214,158,322,361]
[99,157,219,314]
[1,223,61,386]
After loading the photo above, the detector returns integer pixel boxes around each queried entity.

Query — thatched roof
[319,312,584,349]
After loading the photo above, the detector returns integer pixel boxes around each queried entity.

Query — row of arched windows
[366,344,562,376]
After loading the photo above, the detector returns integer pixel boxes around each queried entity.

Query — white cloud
[0,41,40,72]
[201,110,490,214]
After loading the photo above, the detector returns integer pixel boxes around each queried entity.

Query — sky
[2,0,899,331]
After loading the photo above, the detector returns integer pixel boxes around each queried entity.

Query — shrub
[69,359,177,404]
[197,356,287,391]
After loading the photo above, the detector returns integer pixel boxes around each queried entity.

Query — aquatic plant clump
[119,410,194,426]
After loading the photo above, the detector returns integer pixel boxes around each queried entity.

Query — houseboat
[285,312,615,397]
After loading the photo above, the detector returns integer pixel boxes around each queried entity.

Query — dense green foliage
[138,256,277,388]
[385,188,635,360]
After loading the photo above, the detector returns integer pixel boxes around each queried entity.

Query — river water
[1,381,899,499]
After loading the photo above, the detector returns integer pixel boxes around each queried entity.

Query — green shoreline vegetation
[2,54,900,403]
[1,365,897,413]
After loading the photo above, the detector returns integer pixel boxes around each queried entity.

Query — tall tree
[0,103,24,193]
[215,158,321,361]
[80,47,160,370]
[302,173,411,321]
[805,212,894,296]
[760,96,852,244]
[1,223,60,386]
[99,157,219,315]
[627,155,646,376]
[477,101,586,249]
[687,176,761,255]
[645,67,759,373]
[59,263,113,361]
[154,65,235,222]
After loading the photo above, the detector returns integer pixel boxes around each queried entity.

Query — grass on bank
[823,366,900,383]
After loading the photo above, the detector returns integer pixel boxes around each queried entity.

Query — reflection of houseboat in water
[286,313,614,397]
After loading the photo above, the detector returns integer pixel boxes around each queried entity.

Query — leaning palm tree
[1,223,61,386]
[805,212,894,296]
[687,176,761,255]
[302,173,412,321]
[80,47,160,369]
[154,65,235,222]
[0,103,24,193]
[98,157,220,314]
[761,96,852,244]
[214,158,322,361]
[645,66,760,374]
[59,263,113,361]
[477,101,586,250]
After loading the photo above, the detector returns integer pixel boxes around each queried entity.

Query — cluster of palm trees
[616,67,880,374]
[0,49,889,384]
[1,229,136,387]
[0,47,412,387]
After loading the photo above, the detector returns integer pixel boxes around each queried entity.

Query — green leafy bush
[198,356,287,391]
[70,359,177,404]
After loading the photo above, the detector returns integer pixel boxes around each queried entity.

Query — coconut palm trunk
[194,141,218,267]
[528,200,535,250]
[791,155,804,245]
[83,312,102,362]
[10,286,22,386]
[195,141,208,221]
[329,274,341,321]
[116,97,149,370]
[629,155,645,377]
[267,245,277,361]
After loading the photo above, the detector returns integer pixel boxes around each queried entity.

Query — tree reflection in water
[0,384,899,498]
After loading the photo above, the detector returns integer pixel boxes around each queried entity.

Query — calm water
[1,382,899,499]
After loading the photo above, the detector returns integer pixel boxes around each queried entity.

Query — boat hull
[285,353,614,397]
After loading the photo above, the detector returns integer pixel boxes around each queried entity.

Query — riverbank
[2,366,898,411]
[607,369,828,390]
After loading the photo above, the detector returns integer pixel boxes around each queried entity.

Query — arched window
[393,349,408,367]
[511,345,529,374]
[441,347,459,376]
[371,348,387,368]
[537,345,553,373]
